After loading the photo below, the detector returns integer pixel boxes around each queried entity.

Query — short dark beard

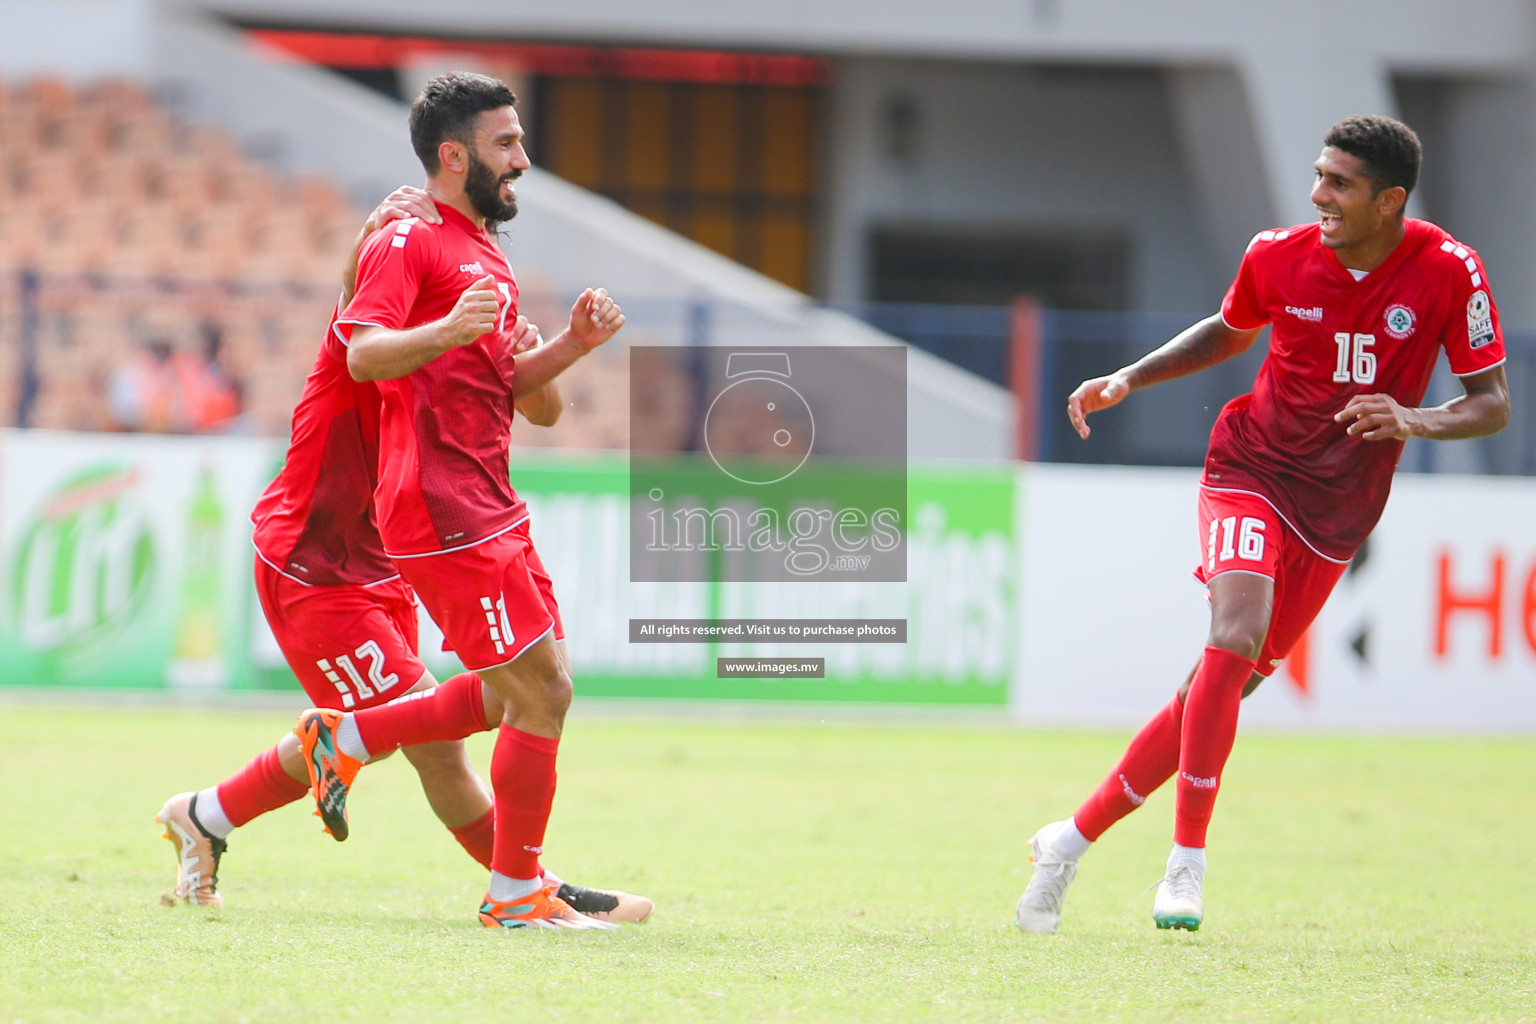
[464,148,519,224]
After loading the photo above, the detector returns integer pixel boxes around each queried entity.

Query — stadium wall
[820,57,1221,311]
[3,429,1532,731]
[147,7,1015,460]
[0,2,1011,460]
[8,2,1536,328]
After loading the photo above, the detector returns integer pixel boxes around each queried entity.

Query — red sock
[216,745,309,827]
[353,672,487,755]
[489,724,558,880]
[1073,693,1185,841]
[449,807,495,870]
[1174,645,1257,848]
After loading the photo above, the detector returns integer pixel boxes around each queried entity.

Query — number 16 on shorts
[1198,488,1281,580]
[1208,515,1265,571]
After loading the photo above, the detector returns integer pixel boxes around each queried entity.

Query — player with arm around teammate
[294,72,632,931]
[1016,114,1509,934]
[155,188,650,924]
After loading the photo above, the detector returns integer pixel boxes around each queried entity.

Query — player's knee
[1207,631,1264,661]
[1206,617,1267,661]
[537,665,573,718]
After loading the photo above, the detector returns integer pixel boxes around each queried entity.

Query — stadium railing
[838,300,1535,475]
[4,272,1530,473]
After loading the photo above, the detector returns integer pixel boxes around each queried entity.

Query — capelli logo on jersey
[459,261,485,274]
[1285,305,1324,323]
[1384,304,1417,339]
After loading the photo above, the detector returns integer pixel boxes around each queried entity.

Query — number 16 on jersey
[1332,332,1377,385]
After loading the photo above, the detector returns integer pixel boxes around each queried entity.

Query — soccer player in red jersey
[296,72,629,931]
[1016,115,1510,933]
[156,187,650,924]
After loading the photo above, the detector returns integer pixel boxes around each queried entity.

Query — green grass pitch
[1,704,1533,1023]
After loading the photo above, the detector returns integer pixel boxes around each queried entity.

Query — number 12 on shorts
[317,640,400,709]
[1207,515,1266,572]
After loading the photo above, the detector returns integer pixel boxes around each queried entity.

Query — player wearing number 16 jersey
[1016,115,1510,934]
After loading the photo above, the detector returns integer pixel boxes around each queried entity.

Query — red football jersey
[250,303,397,587]
[337,206,528,558]
[1213,218,1506,560]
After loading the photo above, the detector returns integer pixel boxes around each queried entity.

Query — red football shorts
[516,522,566,645]
[396,521,563,672]
[253,555,426,710]
[1193,487,1350,677]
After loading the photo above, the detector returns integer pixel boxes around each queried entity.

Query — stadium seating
[0,75,630,448]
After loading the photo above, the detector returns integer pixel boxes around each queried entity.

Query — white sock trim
[487,872,544,902]
[194,788,235,839]
[336,715,370,762]
[1058,818,1093,860]
[1169,844,1207,873]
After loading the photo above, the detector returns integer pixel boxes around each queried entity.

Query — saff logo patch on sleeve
[1467,290,1495,349]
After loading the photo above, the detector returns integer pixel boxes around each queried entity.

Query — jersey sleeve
[1440,245,1506,377]
[1219,234,1272,331]
[321,296,348,361]
[336,219,437,341]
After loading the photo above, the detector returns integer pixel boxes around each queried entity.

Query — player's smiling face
[464,106,531,224]
[1310,147,1401,253]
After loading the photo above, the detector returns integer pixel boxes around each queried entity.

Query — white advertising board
[1016,464,1536,731]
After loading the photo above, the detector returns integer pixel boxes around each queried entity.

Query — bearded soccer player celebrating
[155,186,650,925]
[1017,115,1509,933]
[293,72,629,931]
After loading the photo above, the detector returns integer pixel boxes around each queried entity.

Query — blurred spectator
[176,320,243,432]
[107,337,179,432]
[106,322,242,433]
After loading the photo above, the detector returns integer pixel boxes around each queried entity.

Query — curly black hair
[408,72,518,174]
[1323,114,1421,197]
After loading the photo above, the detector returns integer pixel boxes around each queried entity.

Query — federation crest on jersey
[1383,304,1416,340]
[1467,290,1495,349]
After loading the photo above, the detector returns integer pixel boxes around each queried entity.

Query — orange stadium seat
[0,74,627,445]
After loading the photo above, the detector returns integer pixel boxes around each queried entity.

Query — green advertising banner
[2,433,1015,705]
[0,431,277,693]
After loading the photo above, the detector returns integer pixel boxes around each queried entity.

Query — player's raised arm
[514,386,563,427]
[504,314,563,426]
[347,275,500,382]
[1067,314,1263,439]
[508,287,626,399]
[1336,364,1510,442]
[341,186,441,305]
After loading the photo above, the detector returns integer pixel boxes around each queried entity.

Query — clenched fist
[441,275,501,348]
[567,287,626,353]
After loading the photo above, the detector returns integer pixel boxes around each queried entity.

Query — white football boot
[155,792,226,907]
[1015,819,1083,934]
[1151,851,1205,931]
